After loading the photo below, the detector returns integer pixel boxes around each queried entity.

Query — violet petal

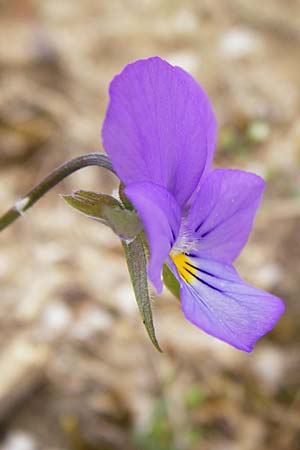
[186,168,265,264]
[125,181,181,293]
[102,56,217,206]
[177,256,285,352]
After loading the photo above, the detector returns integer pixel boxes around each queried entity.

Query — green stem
[0,153,115,232]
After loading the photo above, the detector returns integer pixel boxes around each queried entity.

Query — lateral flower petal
[125,182,181,294]
[174,256,285,352]
[186,169,265,264]
[102,56,217,206]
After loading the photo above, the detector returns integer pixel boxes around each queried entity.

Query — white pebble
[1,431,37,450]
[37,301,72,341]
[70,307,113,340]
[219,27,261,59]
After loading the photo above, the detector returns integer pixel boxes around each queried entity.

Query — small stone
[70,307,113,340]
[219,27,261,59]
[252,347,285,390]
[247,121,270,143]
[113,284,137,316]
[255,263,283,288]
[36,301,72,341]
[1,431,37,450]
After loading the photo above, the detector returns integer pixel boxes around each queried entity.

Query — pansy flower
[102,56,284,352]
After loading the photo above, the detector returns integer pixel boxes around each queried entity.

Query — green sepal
[123,234,163,353]
[163,264,180,301]
[62,190,142,240]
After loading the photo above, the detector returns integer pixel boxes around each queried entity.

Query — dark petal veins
[171,256,284,352]
[184,259,220,279]
[184,266,224,293]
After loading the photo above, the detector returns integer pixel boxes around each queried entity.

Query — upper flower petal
[102,56,217,207]
[174,256,284,352]
[125,181,181,294]
[186,169,265,264]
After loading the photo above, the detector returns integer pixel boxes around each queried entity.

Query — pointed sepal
[62,190,142,240]
[123,235,162,352]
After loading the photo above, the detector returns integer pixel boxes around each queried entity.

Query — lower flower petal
[125,181,181,294]
[171,255,284,351]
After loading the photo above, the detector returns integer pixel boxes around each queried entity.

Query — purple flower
[102,56,284,352]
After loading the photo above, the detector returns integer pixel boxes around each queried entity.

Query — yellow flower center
[170,253,197,284]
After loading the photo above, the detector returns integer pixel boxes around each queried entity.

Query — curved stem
[0,153,115,232]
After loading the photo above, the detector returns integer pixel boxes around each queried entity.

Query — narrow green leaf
[62,190,142,240]
[163,264,180,300]
[123,235,162,352]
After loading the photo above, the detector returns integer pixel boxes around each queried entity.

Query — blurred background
[0,1,300,449]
